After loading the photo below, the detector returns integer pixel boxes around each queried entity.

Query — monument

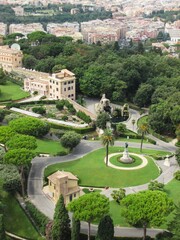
[164,155,170,167]
[119,143,133,163]
[95,94,112,114]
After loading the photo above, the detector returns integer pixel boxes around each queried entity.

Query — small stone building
[47,170,80,205]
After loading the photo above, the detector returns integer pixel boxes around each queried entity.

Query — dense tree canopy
[3,31,180,137]
[3,148,36,197]
[9,117,50,137]
[0,126,15,145]
[121,191,174,240]
[68,193,109,240]
[6,134,37,150]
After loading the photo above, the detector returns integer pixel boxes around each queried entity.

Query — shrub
[56,100,64,110]
[25,201,50,235]
[148,181,165,191]
[111,188,126,204]
[56,99,76,114]
[116,123,126,136]
[76,111,91,124]
[55,150,68,156]
[61,131,81,150]
[62,115,68,121]
[32,106,46,115]
[0,110,5,122]
[174,170,180,181]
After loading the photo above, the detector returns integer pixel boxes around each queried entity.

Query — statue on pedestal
[119,142,133,163]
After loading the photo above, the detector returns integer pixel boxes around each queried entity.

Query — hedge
[76,110,92,123]
[49,122,95,134]
[25,201,50,235]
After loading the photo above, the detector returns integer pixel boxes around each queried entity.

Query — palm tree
[138,123,149,152]
[101,129,114,166]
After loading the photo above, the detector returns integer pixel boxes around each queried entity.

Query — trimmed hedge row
[49,122,95,134]
[25,201,50,235]
[76,110,92,123]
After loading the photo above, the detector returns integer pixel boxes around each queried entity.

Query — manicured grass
[110,154,142,168]
[0,81,29,101]
[110,200,130,227]
[35,138,68,155]
[44,147,170,188]
[0,186,39,239]
[164,179,180,205]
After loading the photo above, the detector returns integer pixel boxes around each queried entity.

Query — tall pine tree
[71,214,80,240]
[96,215,114,240]
[52,195,71,240]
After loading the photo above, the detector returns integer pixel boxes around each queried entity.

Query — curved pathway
[27,97,179,238]
[27,139,179,238]
[106,153,148,170]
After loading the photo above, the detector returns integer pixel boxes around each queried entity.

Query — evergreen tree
[0,214,6,240]
[52,195,71,240]
[71,214,80,240]
[96,215,114,240]
[168,203,180,240]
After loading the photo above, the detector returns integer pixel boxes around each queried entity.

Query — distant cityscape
[0,1,179,55]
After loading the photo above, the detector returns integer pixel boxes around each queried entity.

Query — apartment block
[0,22,7,36]
[9,23,44,36]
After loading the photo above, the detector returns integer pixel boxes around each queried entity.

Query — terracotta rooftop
[48,170,78,184]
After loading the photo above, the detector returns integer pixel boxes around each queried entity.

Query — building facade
[0,45,23,71]
[47,170,80,205]
[24,69,76,100]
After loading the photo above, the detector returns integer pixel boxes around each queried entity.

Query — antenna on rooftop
[11,43,21,51]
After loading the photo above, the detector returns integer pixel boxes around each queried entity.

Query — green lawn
[0,81,30,101]
[164,179,180,205]
[110,201,130,227]
[35,138,68,155]
[44,147,170,188]
[110,154,143,168]
[0,184,39,239]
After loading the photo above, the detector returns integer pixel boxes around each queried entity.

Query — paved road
[28,139,179,238]
[27,98,179,238]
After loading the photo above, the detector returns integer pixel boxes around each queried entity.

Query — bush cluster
[174,170,180,181]
[56,99,76,114]
[25,201,50,235]
[32,106,46,115]
[76,110,91,123]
